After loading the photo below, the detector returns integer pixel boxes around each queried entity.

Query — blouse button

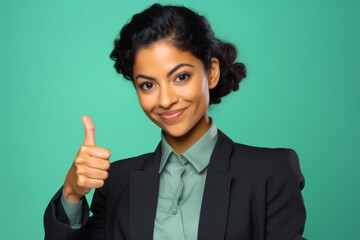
[171,208,178,215]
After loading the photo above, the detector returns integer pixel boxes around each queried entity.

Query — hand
[63,116,111,202]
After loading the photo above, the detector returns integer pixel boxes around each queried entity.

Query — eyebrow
[167,63,194,77]
[134,74,156,81]
[134,63,195,81]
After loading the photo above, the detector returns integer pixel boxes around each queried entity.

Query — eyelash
[137,73,191,91]
[138,82,154,91]
[175,73,191,82]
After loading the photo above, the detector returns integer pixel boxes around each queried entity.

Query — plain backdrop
[1,0,359,239]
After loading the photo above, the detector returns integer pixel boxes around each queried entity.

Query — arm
[265,149,307,240]
[44,187,90,240]
[61,190,84,229]
[44,186,109,240]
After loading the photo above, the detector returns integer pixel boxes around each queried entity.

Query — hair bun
[210,41,247,104]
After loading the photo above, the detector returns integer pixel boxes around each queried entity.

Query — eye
[175,73,190,82]
[139,82,154,91]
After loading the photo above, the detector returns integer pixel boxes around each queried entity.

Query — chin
[161,125,191,138]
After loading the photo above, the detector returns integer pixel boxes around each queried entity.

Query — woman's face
[132,40,219,141]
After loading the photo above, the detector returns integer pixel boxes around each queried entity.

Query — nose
[158,85,178,108]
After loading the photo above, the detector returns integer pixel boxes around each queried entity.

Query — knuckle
[77,177,86,187]
[75,168,82,176]
[78,146,87,154]
[106,149,111,157]
[74,156,83,164]
[100,148,110,158]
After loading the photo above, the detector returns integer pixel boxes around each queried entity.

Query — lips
[158,108,186,122]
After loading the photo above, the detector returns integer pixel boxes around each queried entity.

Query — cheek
[137,92,156,114]
[182,77,209,102]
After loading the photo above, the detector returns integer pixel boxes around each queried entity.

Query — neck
[164,115,211,154]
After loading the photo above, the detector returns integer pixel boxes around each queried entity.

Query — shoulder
[217,130,303,184]
[232,142,299,167]
[232,142,304,187]
[235,142,300,170]
[218,130,299,168]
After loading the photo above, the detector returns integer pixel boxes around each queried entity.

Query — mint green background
[1,0,359,239]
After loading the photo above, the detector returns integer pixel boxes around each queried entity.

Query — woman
[44,4,306,240]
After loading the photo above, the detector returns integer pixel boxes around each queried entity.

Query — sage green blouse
[154,121,218,239]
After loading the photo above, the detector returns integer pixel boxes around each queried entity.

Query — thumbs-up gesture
[63,116,111,202]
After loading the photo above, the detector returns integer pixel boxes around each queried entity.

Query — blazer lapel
[129,144,161,240]
[198,130,234,240]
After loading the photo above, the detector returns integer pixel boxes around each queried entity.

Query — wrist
[63,182,83,202]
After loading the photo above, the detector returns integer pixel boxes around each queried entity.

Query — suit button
[171,208,178,215]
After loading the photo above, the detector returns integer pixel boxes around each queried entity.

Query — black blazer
[44,130,306,240]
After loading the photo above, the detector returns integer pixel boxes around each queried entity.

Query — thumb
[82,115,95,146]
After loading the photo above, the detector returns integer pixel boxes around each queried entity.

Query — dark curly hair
[110,4,246,104]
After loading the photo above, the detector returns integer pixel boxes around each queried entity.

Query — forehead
[133,40,203,76]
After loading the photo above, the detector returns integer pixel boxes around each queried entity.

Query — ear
[208,57,220,89]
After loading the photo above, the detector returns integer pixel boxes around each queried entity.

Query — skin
[63,116,111,202]
[63,40,220,202]
[133,40,220,153]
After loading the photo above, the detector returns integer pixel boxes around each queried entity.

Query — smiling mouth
[159,108,186,122]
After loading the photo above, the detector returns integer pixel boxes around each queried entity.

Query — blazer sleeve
[265,149,307,240]
[43,187,90,240]
[44,183,112,240]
